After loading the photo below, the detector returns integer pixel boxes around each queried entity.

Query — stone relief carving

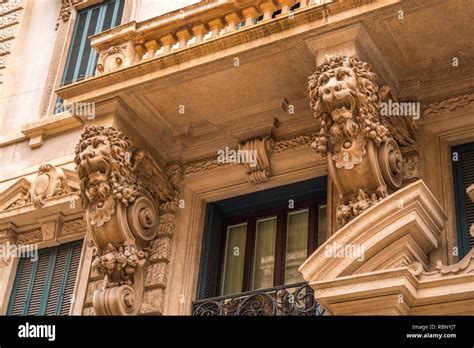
[96,43,138,75]
[75,125,175,315]
[423,92,474,119]
[238,135,274,184]
[308,55,403,227]
[16,229,42,244]
[30,163,70,208]
[3,163,70,210]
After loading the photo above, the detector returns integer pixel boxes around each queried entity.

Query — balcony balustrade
[90,0,332,76]
[192,282,325,316]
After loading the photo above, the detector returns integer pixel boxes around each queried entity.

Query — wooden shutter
[452,142,474,257]
[7,240,83,316]
[196,203,224,300]
[60,0,124,86]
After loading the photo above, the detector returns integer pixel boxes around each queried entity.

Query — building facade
[0,0,473,316]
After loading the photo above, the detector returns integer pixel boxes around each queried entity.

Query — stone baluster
[224,12,242,32]
[208,18,225,38]
[134,43,146,60]
[242,6,260,26]
[191,23,208,43]
[260,1,277,21]
[176,28,192,48]
[160,34,177,54]
[277,0,295,15]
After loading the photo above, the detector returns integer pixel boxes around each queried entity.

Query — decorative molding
[30,163,70,208]
[39,1,76,118]
[184,157,233,177]
[308,55,403,227]
[423,92,474,120]
[60,218,86,237]
[22,112,84,147]
[75,125,177,315]
[59,0,72,22]
[238,135,274,184]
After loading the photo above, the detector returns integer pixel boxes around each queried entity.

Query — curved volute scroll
[308,55,403,227]
[75,125,173,315]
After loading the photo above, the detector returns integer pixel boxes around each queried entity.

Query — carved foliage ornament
[308,55,403,226]
[75,125,173,315]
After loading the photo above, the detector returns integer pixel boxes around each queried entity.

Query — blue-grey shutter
[55,0,124,112]
[196,203,224,300]
[452,142,474,258]
[7,240,83,316]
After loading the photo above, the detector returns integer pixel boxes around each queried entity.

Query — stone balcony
[89,0,332,76]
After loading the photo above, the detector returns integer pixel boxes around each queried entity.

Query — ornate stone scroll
[75,125,174,315]
[238,135,274,184]
[308,55,403,227]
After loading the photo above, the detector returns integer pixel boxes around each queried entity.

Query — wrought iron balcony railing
[192,282,325,316]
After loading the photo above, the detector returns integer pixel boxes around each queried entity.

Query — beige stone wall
[0,0,61,138]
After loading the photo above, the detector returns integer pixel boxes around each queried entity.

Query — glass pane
[317,205,327,247]
[222,223,247,295]
[252,216,277,290]
[284,209,309,284]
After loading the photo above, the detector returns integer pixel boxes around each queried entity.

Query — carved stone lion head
[308,55,389,156]
[74,125,140,210]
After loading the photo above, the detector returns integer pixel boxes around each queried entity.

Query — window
[196,176,327,299]
[55,0,124,112]
[220,201,326,295]
[7,240,83,315]
[452,142,474,258]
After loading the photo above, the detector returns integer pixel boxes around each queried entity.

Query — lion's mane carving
[308,55,390,157]
[74,125,140,226]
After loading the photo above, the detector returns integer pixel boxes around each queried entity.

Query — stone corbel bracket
[308,55,403,227]
[238,135,274,184]
[75,125,174,315]
[30,163,70,208]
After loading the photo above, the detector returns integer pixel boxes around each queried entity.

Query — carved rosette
[308,55,403,227]
[75,125,173,315]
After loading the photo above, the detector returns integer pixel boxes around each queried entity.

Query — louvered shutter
[452,142,474,258]
[196,204,224,300]
[55,0,124,113]
[61,0,124,86]
[7,240,83,316]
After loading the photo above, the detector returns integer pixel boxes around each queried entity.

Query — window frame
[218,197,325,295]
